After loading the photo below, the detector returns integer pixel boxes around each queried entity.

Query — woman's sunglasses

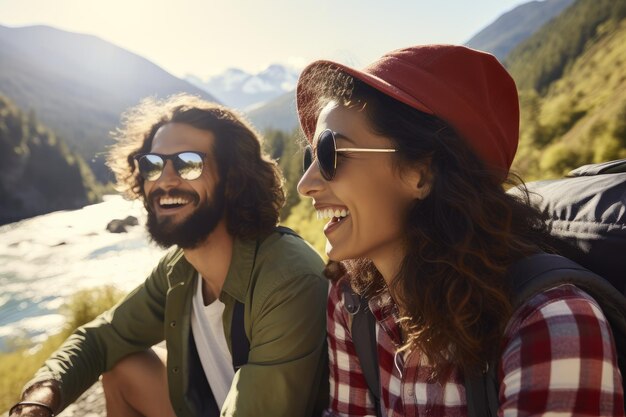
[303,129,397,181]
[134,151,206,181]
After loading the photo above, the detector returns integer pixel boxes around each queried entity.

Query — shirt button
[170,321,176,327]
[172,367,179,373]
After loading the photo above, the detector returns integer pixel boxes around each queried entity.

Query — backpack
[343,158,626,417]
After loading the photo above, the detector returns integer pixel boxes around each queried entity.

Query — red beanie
[296,44,519,179]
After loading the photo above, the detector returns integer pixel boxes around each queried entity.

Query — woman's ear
[403,160,433,200]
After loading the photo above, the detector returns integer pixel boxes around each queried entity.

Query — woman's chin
[325,241,341,261]
[325,240,355,262]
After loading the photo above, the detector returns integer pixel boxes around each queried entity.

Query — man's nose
[155,160,181,187]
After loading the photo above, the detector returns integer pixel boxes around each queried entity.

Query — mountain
[509,0,626,179]
[0,94,100,225]
[465,0,574,60]
[186,64,299,110]
[246,90,298,132]
[0,24,219,182]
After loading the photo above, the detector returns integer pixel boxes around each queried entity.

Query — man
[9,95,328,417]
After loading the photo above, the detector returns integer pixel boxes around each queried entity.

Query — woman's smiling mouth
[316,207,351,234]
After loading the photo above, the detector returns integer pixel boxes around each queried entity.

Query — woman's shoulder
[504,283,606,336]
[501,283,616,365]
[499,285,623,415]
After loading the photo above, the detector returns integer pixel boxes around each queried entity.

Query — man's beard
[145,183,226,249]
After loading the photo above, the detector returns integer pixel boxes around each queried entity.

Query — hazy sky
[0,0,529,78]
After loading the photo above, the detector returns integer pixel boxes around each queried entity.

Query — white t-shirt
[190,274,235,408]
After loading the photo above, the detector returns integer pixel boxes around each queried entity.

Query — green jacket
[27,230,328,416]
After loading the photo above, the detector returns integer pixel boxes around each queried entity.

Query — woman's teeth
[316,208,350,220]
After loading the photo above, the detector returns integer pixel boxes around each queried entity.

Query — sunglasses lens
[174,152,204,180]
[303,146,313,174]
[138,154,164,181]
[317,130,336,180]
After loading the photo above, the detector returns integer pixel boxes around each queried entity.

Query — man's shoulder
[247,230,327,309]
[256,229,324,274]
[248,229,326,293]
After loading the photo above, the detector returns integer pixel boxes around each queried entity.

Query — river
[0,195,166,352]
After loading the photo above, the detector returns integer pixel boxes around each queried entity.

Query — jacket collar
[220,237,257,303]
[164,237,258,303]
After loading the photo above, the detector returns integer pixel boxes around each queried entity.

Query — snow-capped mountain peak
[186,63,301,110]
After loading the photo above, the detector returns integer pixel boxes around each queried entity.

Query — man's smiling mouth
[159,196,191,209]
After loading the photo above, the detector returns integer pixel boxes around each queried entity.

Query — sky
[0,0,529,79]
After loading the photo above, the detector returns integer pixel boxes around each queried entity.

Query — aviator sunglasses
[303,129,397,180]
[134,151,206,181]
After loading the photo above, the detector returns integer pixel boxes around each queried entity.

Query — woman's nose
[297,161,325,197]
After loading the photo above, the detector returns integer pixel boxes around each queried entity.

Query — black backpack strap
[464,363,498,417]
[340,281,383,417]
[466,252,626,416]
[507,253,617,303]
[188,329,221,416]
[352,302,381,416]
[231,300,249,370]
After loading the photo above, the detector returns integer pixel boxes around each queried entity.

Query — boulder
[106,219,127,233]
[106,216,139,233]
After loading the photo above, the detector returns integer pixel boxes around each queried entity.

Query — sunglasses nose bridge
[155,158,182,184]
[302,147,322,177]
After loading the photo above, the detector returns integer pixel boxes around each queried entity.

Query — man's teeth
[316,208,350,220]
[159,197,190,206]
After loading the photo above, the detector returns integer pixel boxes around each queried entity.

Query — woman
[296,45,624,417]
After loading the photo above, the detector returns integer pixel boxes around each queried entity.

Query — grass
[0,285,123,413]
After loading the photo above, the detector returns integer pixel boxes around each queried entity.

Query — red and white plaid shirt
[325,280,624,417]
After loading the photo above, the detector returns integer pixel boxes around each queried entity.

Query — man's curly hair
[107,94,285,240]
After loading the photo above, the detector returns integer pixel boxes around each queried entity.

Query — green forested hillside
[0,94,100,225]
[506,0,626,92]
[510,0,626,179]
[263,128,303,217]
[262,129,326,255]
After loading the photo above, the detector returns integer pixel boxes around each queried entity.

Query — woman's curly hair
[301,67,554,376]
[107,94,285,240]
